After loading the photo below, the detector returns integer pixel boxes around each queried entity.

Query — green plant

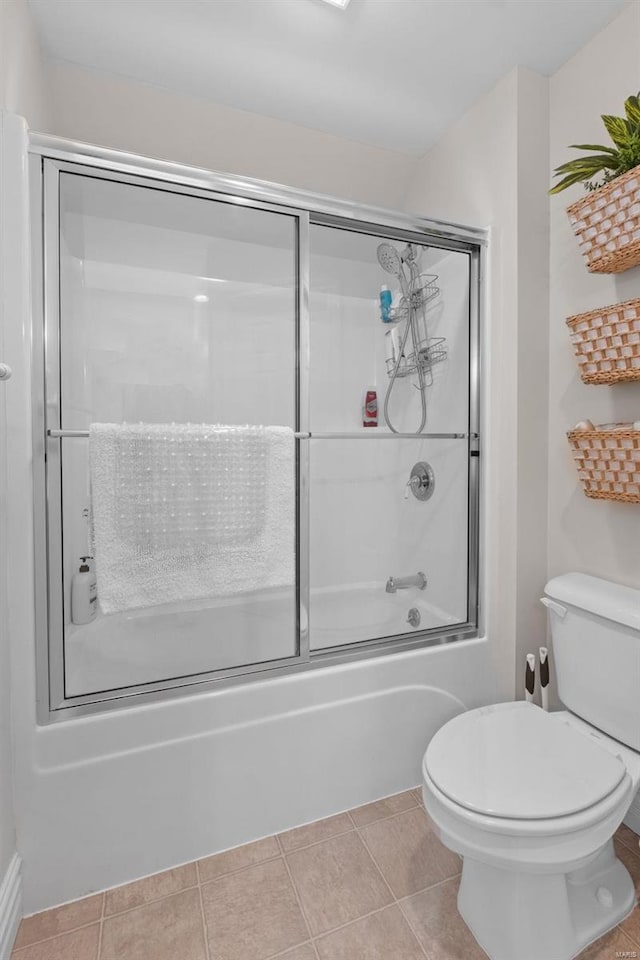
[549,92,640,195]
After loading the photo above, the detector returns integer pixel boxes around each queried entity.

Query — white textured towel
[89,423,295,614]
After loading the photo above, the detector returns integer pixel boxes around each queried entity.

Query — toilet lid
[425,702,627,820]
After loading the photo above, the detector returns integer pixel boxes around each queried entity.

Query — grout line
[268,939,317,959]
[12,917,105,952]
[100,883,200,921]
[277,834,316,948]
[349,795,420,831]
[617,831,640,856]
[395,899,431,960]
[396,872,463,903]
[352,826,398,905]
[195,861,212,960]
[354,802,425,835]
[354,809,462,914]
[198,853,282,889]
[96,892,105,960]
[277,826,355,857]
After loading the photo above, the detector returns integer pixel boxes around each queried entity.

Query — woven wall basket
[567,164,640,274]
[567,426,640,503]
[567,297,640,384]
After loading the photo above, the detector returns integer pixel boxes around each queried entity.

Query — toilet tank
[544,573,640,751]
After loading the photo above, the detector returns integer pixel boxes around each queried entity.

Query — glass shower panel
[309,225,471,650]
[56,172,298,696]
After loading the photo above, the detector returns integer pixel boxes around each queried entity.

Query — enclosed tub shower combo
[32,142,482,716]
[6,122,491,913]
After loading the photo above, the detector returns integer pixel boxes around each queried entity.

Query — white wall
[0,0,50,903]
[547,1,640,587]
[548,1,640,831]
[0,113,19,899]
[46,60,415,209]
[0,0,51,128]
[404,67,550,702]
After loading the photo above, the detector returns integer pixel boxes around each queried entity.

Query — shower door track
[29,134,485,722]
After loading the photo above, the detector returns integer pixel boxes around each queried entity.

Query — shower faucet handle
[404,476,421,500]
[404,462,435,501]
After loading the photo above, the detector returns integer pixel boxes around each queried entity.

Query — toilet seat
[425,702,627,821]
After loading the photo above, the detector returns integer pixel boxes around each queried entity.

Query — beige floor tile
[615,837,640,892]
[104,862,197,916]
[201,856,308,960]
[577,927,639,959]
[315,904,425,960]
[622,905,640,948]
[198,835,280,883]
[12,924,100,960]
[616,823,640,853]
[350,791,418,829]
[616,838,640,945]
[360,806,460,898]
[278,813,353,853]
[399,877,488,960]
[286,831,392,937]
[100,888,206,960]
[14,895,103,950]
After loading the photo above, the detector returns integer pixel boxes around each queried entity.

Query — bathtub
[20,634,495,913]
[65,581,463,697]
[310,581,461,648]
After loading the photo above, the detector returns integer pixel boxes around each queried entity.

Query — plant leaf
[568,143,619,155]
[624,95,640,129]
[602,114,631,148]
[549,171,597,195]
[553,156,619,175]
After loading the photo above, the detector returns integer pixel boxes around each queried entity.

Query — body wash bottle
[71,556,97,624]
[379,285,393,323]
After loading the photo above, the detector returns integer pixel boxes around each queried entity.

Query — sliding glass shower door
[48,167,301,700]
[308,225,473,651]
[34,151,480,717]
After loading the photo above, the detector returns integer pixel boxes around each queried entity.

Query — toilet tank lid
[545,573,640,632]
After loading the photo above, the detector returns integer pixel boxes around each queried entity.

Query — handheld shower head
[377,243,403,280]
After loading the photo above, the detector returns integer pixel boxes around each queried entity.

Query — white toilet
[421,573,640,960]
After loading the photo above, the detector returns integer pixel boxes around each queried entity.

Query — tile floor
[10,789,640,960]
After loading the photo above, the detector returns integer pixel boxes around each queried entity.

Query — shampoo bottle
[71,556,97,624]
[379,285,393,323]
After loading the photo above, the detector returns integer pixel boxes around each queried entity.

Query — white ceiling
[29,0,627,155]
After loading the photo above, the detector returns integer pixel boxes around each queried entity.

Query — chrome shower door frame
[29,134,485,722]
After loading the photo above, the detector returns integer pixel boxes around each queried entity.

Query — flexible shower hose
[383,298,428,435]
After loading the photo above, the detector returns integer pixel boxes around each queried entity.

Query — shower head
[377,243,403,279]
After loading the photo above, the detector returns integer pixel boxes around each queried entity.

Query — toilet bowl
[420,573,640,960]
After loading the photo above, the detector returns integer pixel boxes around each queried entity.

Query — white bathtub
[19,635,496,913]
[310,581,460,648]
[65,582,463,697]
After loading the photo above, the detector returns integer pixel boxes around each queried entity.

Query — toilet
[421,573,640,960]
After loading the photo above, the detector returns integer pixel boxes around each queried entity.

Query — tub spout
[385,572,427,593]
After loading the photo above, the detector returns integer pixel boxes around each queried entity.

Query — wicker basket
[568,426,640,503]
[566,297,640,384]
[567,164,640,274]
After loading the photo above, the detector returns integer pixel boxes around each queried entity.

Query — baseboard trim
[0,855,21,960]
